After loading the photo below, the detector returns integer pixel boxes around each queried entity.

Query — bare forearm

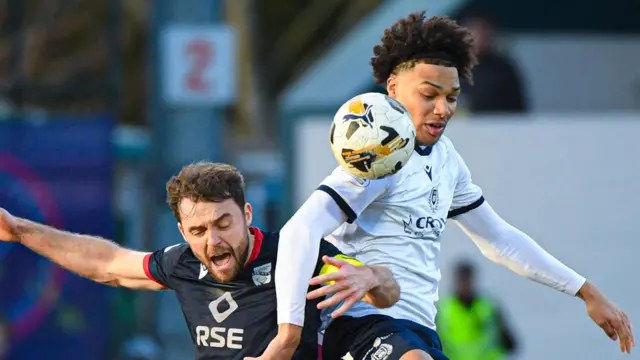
[16,217,125,283]
[363,265,400,308]
[576,281,604,302]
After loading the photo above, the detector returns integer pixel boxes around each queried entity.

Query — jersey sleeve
[313,240,363,277]
[142,243,188,289]
[448,145,485,219]
[317,167,390,223]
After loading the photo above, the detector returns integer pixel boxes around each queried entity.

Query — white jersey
[317,136,484,330]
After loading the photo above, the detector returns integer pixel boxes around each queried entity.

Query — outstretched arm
[453,201,635,353]
[452,201,586,294]
[0,209,163,290]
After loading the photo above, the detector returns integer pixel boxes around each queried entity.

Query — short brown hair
[166,162,246,221]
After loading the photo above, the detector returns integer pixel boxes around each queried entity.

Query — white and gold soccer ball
[329,92,416,180]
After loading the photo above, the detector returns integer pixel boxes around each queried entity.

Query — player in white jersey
[253,11,635,360]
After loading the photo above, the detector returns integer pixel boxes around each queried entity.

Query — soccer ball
[329,92,415,180]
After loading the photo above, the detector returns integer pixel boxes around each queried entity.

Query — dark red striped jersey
[143,227,353,360]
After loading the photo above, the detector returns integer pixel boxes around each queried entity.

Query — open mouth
[211,253,232,267]
[424,123,445,136]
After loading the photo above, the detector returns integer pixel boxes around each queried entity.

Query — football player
[0,162,400,360]
[264,11,635,360]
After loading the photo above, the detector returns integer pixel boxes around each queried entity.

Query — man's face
[177,198,252,283]
[387,63,460,146]
[455,271,473,297]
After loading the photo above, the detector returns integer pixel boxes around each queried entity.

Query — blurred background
[0,0,638,359]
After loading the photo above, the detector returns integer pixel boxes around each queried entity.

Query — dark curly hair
[371,11,477,85]
[166,162,246,221]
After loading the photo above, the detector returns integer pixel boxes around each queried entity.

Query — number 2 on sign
[185,39,214,93]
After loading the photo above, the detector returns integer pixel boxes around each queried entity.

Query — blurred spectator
[437,260,518,360]
[455,7,528,113]
[0,315,10,360]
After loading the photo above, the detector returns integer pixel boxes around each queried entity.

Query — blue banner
[0,114,114,360]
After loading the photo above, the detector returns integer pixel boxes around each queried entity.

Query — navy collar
[414,143,433,156]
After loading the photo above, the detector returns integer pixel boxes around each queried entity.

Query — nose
[207,232,222,247]
[433,98,449,119]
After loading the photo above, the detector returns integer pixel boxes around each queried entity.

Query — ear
[386,75,397,97]
[244,203,253,226]
[177,222,187,241]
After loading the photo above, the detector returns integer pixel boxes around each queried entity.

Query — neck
[456,291,476,306]
[243,230,255,266]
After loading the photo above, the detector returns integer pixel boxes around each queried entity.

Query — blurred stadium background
[0,0,638,359]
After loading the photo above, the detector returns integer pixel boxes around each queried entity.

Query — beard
[205,229,250,283]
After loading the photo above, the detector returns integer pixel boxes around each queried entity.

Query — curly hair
[371,11,477,85]
[166,162,246,221]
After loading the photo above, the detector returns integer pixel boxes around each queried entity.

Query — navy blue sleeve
[143,243,188,289]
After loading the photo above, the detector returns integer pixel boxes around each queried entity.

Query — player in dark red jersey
[0,162,400,360]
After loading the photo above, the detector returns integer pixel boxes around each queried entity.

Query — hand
[579,283,635,354]
[244,324,301,360]
[307,255,376,318]
[0,208,20,242]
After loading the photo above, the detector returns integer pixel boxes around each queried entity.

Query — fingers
[317,288,355,310]
[322,255,347,267]
[621,312,636,345]
[616,312,635,354]
[618,328,632,354]
[602,321,618,341]
[309,271,345,286]
[307,281,350,300]
[331,294,361,319]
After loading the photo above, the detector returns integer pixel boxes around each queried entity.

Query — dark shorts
[322,314,449,360]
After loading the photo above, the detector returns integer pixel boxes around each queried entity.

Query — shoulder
[155,243,193,266]
[146,243,197,286]
[323,166,372,188]
[254,230,337,260]
[250,228,279,262]
[436,136,468,173]
[323,166,395,188]
[436,135,457,156]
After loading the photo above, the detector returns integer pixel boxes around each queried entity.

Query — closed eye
[190,229,205,236]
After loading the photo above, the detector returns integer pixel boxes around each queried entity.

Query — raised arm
[0,208,163,290]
